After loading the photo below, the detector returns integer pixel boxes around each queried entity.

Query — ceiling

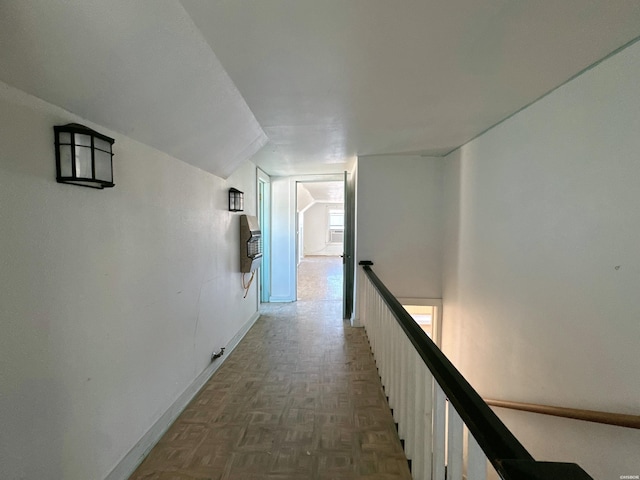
[300,181,345,204]
[1,1,639,178]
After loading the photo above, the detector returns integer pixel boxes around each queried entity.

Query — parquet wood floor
[129,257,411,480]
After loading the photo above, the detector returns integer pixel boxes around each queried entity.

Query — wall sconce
[229,188,244,212]
[54,123,115,189]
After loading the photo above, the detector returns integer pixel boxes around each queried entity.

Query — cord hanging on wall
[242,272,255,298]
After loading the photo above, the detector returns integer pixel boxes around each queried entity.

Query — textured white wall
[356,155,443,298]
[0,81,259,480]
[296,184,314,212]
[441,41,640,478]
[303,202,344,256]
[296,185,315,263]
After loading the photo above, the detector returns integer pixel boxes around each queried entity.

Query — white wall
[296,184,314,212]
[441,41,640,479]
[303,202,344,256]
[270,177,297,301]
[356,155,443,299]
[296,184,315,263]
[0,81,259,480]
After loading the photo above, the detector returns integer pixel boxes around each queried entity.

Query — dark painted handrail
[359,261,593,480]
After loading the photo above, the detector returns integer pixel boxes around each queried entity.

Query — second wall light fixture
[228,188,244,212]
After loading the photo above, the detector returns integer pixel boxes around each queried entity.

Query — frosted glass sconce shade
[229,188,244,212]
[54,123,115,189]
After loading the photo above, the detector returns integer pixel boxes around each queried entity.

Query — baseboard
[105,310,261,480]
[269,295,295,302]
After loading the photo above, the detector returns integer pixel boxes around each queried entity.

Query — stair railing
[358,261,593,480]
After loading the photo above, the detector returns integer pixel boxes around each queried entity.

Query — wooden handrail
[485,399,640,430]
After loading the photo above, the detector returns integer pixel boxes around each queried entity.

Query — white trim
[256,167,271,183]
[257,168,271,304]
[268,295,295,303]
[397,297,442,308]
[104,311,261,480]
[397,298,443,348]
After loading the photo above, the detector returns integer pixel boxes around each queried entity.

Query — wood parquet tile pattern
[130,257,411,480]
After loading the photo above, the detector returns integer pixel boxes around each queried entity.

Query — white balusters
[382,309,391,399]
[432,384,447,480]
[405,347,419,466]
[419,364,434,480]
[467,428,488,480]
[447,404,464,480]
[391,320,400,423]
[398,341,408,441]
[358,269,493,480]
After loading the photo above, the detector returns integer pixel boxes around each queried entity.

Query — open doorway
[400,301,442,347]
[296,181,344,301]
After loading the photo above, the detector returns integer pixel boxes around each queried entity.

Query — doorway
[296,181,344,301]
[400,301,442,347]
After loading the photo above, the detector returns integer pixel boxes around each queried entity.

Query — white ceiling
[300,181,345,204]
[0,0,267,179]
[1,1,639,178]
[181,0,640,175]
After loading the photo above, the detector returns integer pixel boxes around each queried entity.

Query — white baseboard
[269,295,295,302]
[105,310,261,480]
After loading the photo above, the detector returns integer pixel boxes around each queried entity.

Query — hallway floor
[129,256,411,480]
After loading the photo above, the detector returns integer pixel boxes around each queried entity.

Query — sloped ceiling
[301,182,344,204]
[0,0,266,179]
[1,1,640,178]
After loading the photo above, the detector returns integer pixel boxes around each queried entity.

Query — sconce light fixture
[54,123,115,189]
[229,188,244,212]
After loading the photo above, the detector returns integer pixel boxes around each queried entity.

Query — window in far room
[327,209,344,243]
